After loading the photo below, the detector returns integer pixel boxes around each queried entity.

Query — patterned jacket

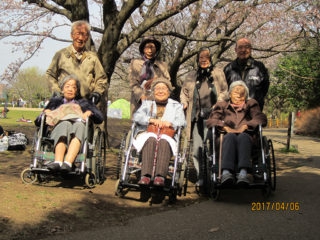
[224,57,269,110]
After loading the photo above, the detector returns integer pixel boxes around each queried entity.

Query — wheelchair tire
[261,137,276,198]
[267,139,276,191]
[21,168,38,184]
[93,128,106,185]
[85,172,96,188]
[168,188,177,204]
[115,179,127,197]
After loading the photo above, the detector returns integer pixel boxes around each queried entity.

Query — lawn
[1,107,42,128]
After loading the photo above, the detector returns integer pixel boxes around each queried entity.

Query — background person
[224,38,269,110]
[129,36,171,117]
[44,75,103,173]
[180,47,228,189]
[206,81,267,186]
[132,78,186,186]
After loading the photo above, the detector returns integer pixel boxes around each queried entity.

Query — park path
[43,128,320,240]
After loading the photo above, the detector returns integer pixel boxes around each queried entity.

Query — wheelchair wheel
[168,188,177,204]
[85,172,96,188]
[262,137,276,198]
[267,139,276,191]
[21,168,38,184]
[115,179,128,197]
[93,128,106,184]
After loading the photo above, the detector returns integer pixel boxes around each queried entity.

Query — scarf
[140,56,155,85]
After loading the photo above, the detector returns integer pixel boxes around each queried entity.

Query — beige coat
[129,58,171,116]
[180,67,228,139]
[46,45,108,99]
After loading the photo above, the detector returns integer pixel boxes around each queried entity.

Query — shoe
[138,176,151,185]
[60,162,72,173]
[236,174,252,186]
[46,162,60,172]
[221,172,234,186]
[153,176,165,187]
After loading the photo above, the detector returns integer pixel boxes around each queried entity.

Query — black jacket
[224,57,269,110]
[44,97,104,124]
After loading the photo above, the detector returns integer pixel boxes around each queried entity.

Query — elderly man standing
[46,20,107,106]
[224,38,269,110]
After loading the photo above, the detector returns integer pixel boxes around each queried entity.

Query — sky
[0,38,70,76]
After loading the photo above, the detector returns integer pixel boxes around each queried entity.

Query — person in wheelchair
[132,78,186,187]
[43,75,104,173]
[206,81,267,186]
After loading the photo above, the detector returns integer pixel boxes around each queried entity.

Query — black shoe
[47,162,61,172]
[61,162,72,173]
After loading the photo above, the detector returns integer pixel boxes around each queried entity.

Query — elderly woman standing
[180,47,228,188]
[206,81,267,185]
[45,75,103,173]
[129,36,171,116]
[132,78,186,187]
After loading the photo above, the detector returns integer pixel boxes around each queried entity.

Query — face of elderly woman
[62,79,78,101]
[153,83,170,102]
[198,50,211,68]
[230,85,246,105]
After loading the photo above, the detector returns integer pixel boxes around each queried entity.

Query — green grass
[280,146,299,153]
[1,108,42,127]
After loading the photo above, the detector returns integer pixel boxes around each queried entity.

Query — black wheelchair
[115,122,189,204]
[20,113,106,188]
[202,125,276,200]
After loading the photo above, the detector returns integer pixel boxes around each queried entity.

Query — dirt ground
[0,119,202,240]
[0,121,318,240]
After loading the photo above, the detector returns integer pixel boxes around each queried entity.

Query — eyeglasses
[73,32,89,37]
[237,45,251,50]
[154,87,169,91]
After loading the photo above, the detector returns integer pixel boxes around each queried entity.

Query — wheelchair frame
[20,113,106,188]
[203,124,276,200]
[115,122,189,203]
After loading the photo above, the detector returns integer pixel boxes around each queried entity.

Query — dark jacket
[224,57,269,110]
[206,98,267,133]
[44,97,104,124]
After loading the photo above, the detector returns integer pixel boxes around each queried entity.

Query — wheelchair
[202,125,276,200]
[20,113,106,188]
[115,122,189,204]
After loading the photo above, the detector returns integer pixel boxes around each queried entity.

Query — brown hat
[139,36,161,57]
[151,78,174,91]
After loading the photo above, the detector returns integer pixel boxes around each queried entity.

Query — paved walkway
[44,128,320,240]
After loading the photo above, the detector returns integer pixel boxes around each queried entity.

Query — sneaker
[47,162,61,172]
[221,172,234,186]
[153,176,165,187]
[236,174,252,186]
[138,176,151,185]
[60,162,72,173]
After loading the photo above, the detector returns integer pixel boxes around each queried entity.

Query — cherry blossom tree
[0,0,319,99]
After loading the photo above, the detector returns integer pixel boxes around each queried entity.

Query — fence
[267,118,289,128]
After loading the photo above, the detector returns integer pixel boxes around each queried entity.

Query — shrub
[294,107,320,137]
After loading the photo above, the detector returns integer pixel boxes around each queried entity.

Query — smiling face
[198,50,211,68]
[62,79,78,101]
[230,85,246,105]
[143,42,157,59]
[71,24,89,52]
[153,83,170,102]
[235,38,252,61]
